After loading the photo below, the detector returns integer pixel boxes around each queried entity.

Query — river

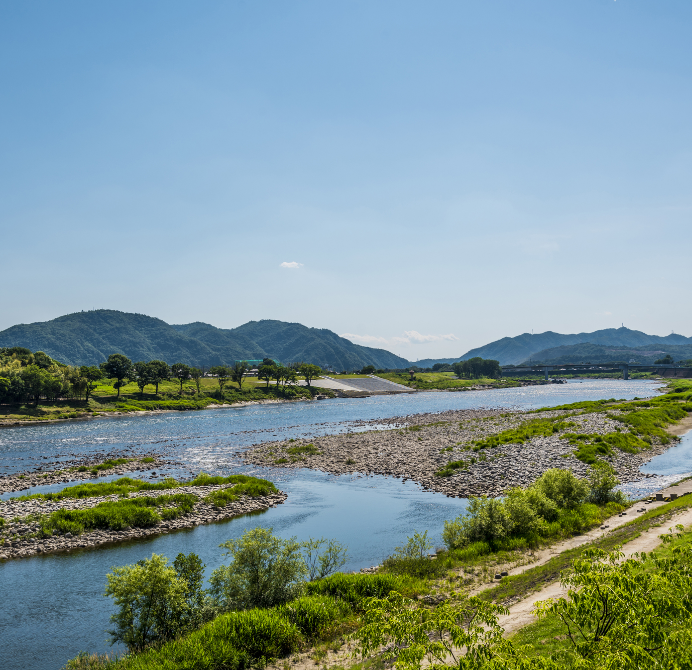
[2,379,688,670]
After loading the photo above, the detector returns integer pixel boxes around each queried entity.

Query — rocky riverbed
[243,408,671,498]
[0,452,171,494]
[0,481,286,561]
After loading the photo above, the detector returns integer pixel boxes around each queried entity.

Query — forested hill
[458,327,692,366]
[0,310,409,370]
[522,342,692,366]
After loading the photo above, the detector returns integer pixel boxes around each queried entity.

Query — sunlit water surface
[2,379,687,670]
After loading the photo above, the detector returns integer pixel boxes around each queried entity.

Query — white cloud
[402,330,458,344]
[341,331,459,347]
[280,261,303,269]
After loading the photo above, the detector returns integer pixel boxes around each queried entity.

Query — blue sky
[2,1,691,360]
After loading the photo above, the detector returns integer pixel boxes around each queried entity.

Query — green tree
[231,361,249,390]
[104,553,189,651]
[354,591,508,670]
[33,351,54,369]
[209,527,306,611]
[77,365,103,401]
[148,360,170,395]
[283,367,298,386]
[534,468,589,510]
[101,354,134,398]
[21,364,52,405]
[258,364,275,388]
[299,363,322,387]
[587,461,625,505]
[0,377,10,402]
[303,537,348,581]
[272,366,287,387]
[171,363,192,395]
[172,552,210,630]
[209,365,230,392]
[189,367,203,394]
[535,541,692,667]
[132,361,154,397]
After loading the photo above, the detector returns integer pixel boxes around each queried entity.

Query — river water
[2,379,688,670]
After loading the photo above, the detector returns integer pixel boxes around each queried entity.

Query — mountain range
[0,310,409,370]
[1,311,689,370]
[451,328,692,366]
[518,342,692,366]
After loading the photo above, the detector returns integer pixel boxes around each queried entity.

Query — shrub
[277,595,343,639]
[40,494,196,535]
[305,573,407,610]
[210,527,307,611]
[503,488,547,540]
[382,531,446,578]
[587,461,626,505]
[303,537,348,581]
[443,497,513,549]
[218,608,301,661]
[104,553,190,651]
[534,468,588,509]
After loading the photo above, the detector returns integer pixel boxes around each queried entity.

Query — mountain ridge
[0,310,409,370]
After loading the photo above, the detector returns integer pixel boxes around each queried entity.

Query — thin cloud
[280,261,303,269]
[341,331,459,347]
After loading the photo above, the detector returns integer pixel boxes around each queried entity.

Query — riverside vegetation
[0,348,334,424]
[0,473,285,560]
[61,464,692,670]
[246,379,692,497]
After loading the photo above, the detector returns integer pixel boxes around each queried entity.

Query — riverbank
[0,475,286,561]
[0,393,334,429]
[0,377,570,429]
[0,454,171,494]
[244,388,692,498]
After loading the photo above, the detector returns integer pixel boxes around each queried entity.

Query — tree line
[452,357,502,379]
[0,347,325,404]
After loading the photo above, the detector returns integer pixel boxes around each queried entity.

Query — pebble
[243,407,674,498]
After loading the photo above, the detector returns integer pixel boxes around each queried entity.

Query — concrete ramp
[335,375,415,394]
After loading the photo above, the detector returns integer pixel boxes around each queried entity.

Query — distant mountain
[411,358,460,368]
[0,310,410,370]
[521,342,692,366]
[457,328,692,366]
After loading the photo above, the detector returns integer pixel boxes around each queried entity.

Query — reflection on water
[0,471,468,670]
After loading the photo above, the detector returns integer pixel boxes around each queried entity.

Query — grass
[0,376,335,424]
[507,498,692,662]
[375,372,513,390]
[65,576,422,670]
[39,493,198,535]
[478,494,692,607]
[285,443,320,456]
[562,431,649,464]
[73,458,135,476]
[446,388,692,465]
[12,473,277,503]
[468,418,577,452]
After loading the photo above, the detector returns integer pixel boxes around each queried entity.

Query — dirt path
[498,505,692,636]
[465,499,668,596]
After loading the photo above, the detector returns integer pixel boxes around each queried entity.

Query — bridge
[501,363,692,380]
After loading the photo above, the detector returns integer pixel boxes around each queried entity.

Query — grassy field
[376,371,515,390]
[0,376,335,423]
